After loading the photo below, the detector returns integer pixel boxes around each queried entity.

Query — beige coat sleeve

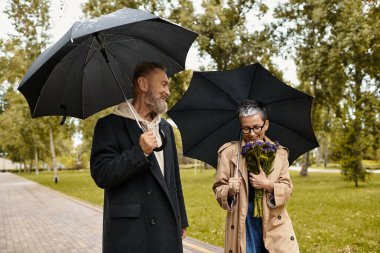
[268,150,293,208]
[212,144,235,212]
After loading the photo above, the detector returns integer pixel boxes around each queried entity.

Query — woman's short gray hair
[237,100,267,121]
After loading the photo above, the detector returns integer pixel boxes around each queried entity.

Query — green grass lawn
[21,170,104,207]
[310,160,380,170]
[20,168,380,253]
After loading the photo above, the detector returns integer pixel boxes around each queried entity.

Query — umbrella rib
[84,36,101,67]
[81,37,98,118]
[81,36,102,118]
[185,115,238,153]
[32,85,46,117]
[248,64,258,99]
[196,73,240,108]
[171,108,236,112]
[264,96,312,107]
[55,41,99,65]
[103,33,184,71]
[31,57,69,117]
[104,43,133,87]
[264,97,315,142]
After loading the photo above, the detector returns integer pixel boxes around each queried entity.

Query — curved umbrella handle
[153,129,167,152]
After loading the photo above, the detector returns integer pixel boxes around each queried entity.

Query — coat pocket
[272,214,286,226]
[269,209,288,228]
[109,202,141,218]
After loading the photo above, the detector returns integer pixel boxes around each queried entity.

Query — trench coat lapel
[123,118,170,196]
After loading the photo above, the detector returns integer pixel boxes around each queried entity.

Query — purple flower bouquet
[241,140,279,217]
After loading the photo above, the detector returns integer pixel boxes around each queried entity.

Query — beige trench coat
[213,139,300,253]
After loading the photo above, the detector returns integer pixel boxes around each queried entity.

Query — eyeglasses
[241,122,266,134]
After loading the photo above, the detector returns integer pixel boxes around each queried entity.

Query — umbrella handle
[153,129,167,152]
[125,101,166,151]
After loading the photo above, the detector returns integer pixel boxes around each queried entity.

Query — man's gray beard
[145,90,168,114]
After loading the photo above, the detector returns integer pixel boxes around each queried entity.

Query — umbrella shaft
[126,101,146,132]
[94,33,144,133]
[235,133,242,178]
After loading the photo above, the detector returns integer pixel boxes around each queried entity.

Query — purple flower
[241,140,279,156]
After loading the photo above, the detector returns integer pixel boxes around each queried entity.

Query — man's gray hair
[237,100,267,121]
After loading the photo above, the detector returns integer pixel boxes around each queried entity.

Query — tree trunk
[28,160,32,173]
[34,147,39,175]
[316,148,322,167]
[21,160,26,173]
[300,152,310,176]
[323,148,328,168]
[49,126,58,183]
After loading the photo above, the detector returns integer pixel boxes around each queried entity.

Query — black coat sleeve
[90,117,151,189]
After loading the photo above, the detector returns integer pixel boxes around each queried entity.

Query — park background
[0,0,379,252]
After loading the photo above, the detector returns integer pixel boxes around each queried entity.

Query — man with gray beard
[90,62,188,253]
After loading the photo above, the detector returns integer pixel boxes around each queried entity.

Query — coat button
[150,219,156,225]
[290,236,294,241]
[231,225,234,230]
[278,215,282,220]
[147,190,153,196]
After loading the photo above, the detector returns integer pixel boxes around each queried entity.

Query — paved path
[0,172,223,253]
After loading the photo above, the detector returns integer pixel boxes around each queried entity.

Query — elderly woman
[213,100,299,253]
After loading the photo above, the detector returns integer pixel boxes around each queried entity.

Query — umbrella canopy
[18,8,198,120]
[167,63,319,168]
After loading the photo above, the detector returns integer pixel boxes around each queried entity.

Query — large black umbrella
[167,63,319,168]
[18,8,198,122]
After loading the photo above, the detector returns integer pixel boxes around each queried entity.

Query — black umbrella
[167,63,319,168]
[18,8,198,123]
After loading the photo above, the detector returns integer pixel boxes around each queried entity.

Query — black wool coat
[90,114,188,253]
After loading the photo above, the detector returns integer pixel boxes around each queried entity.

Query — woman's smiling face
[240,114,269,142]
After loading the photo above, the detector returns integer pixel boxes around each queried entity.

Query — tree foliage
[0,0,74,173]
[193,0,278,72]
[274,0,380,185]
[0,90,73,166]
[1,0,50,84]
